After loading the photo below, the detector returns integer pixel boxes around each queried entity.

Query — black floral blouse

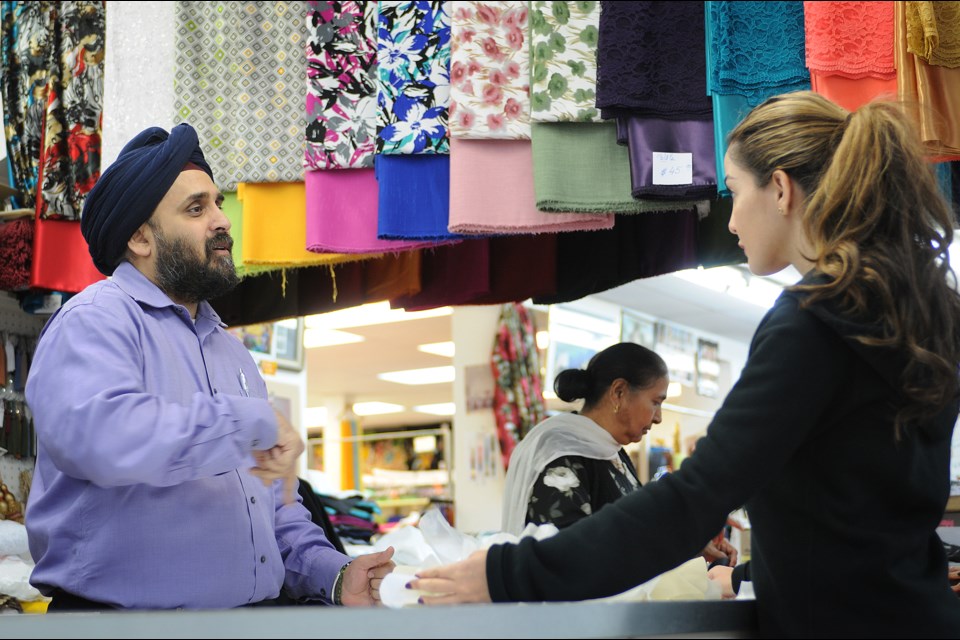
[526,449,640,530]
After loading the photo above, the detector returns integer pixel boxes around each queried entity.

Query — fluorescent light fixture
[305,301,451,330]
[352,401,405,416]
[414,402,456,416]
[378,366,456,385]
[303,328,365,349]
[303,406,328,427]
[536,330,550,350]
[418,341,455,358]
[542,389,559,400]
[667,382,683,399]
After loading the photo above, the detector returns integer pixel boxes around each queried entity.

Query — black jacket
[488,282,960,638]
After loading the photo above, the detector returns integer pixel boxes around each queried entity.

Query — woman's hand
[408,549,492,605]
[707,565,736,599]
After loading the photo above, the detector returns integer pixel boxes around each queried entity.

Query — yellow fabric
[897,2,960,158]
[906,2,960,67]
[238,182,381,266]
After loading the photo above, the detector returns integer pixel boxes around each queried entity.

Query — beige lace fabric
[906,1,960,68]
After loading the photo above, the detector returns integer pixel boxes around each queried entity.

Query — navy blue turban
[81,123,214,275]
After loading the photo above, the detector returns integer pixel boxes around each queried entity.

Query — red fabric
[30,219,104,292]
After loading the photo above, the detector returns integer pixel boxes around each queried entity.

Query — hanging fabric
[376,1,451,155]
[390,239,490,311]
[906,2,960,68]
[0,218,33,291]
[305,168,444,252]
[102,1,177,167]
[173,1,307,190]
[448,137,614,234]
[375,154,461,241]
[707,1,810,195]
[219,192,276,279]
[531,122,706,214]
[895,1,960,159]
[490,303,546,469]
[305,0,379,170]
[803,2,897,112]
[238,182,381,267]
[528,0,603,124]
[448,1,530,140]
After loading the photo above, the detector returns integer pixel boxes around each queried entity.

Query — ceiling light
[413,402,456,416]
[352,401,405,416]
[418,341,455,358]
[304,301,452,330]
[303,328,365,349]
[378,366,456,385]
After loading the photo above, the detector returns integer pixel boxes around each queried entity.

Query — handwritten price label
[652,152,693,186]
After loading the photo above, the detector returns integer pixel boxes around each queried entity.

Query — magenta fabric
[305,169,442,253]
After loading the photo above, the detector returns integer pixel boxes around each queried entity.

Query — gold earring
[614,404,620,414]
[777,207,783,214]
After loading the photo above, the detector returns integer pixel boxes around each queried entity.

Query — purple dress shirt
[25,262,348,609]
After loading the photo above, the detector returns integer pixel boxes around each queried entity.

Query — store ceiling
[304,267,777,432]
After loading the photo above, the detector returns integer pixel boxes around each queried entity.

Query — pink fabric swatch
[306,169,445,253]
[448,137,615,234]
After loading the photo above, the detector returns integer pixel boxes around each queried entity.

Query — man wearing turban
[23,124,395,610]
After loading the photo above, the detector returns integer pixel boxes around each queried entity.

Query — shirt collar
[110,261,226,328]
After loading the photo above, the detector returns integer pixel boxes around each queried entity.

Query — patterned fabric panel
[174,1,307,190]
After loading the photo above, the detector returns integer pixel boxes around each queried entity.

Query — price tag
[652,152,693,185]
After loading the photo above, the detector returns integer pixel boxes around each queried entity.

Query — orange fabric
[810,71,898,112]
[238,182,381,267]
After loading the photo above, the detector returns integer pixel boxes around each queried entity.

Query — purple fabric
[596,1,711,121]
[624,116,718,200]
[25,263,348,608]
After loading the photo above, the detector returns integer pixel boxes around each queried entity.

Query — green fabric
[531,122,703,214]
[221,192,278,279]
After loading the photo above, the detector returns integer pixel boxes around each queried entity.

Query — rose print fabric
[449,1,530,139]
[526,451,639,530]
[529,1,603,123]
[305,1,378,169]
[377,1,451,154]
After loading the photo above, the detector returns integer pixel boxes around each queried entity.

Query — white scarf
[501,412,621,536]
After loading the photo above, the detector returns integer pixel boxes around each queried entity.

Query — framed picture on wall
[621,309,656,349]
[227,318,305,371]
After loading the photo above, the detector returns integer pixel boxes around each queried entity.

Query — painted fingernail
[405,582,413,589]
[417,597,424,604]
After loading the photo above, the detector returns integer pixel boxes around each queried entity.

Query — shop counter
[3,599,757,638]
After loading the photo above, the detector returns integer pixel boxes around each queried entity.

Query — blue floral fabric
[376,1,450,154]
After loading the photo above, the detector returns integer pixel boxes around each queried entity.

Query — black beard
[152,225,239,304]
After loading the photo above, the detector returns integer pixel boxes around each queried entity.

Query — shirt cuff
[221,395,278,450]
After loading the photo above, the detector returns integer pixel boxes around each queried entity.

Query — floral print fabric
[449,1,530,139]
[529,1,602,123]
[526,452,639,529]
[1,1,104,220]
[491,302,546,468]
[306,1,379,169]
[376,1,450,154]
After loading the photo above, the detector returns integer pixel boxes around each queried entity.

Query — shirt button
[250,496,257,504]
[213,388,218,394]
[252,440,260,448]
[260,556,266,563]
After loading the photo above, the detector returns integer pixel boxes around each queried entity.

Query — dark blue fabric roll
[80,124,214,275]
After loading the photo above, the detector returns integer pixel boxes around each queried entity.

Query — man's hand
[340,547,396,606]
[249,407,305,504]
[707,565,736,599]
